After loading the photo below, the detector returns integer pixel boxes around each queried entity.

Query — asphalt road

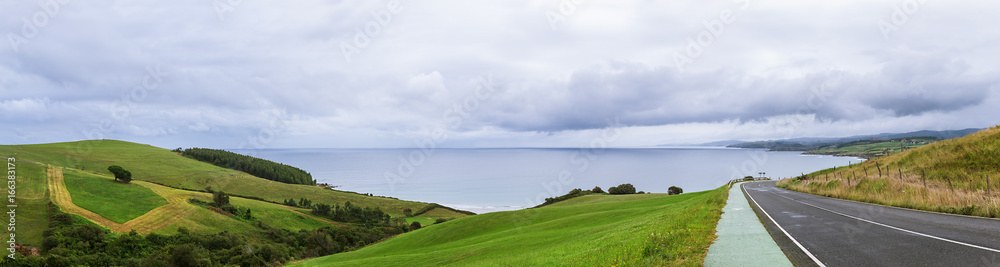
[743,181,1000,267]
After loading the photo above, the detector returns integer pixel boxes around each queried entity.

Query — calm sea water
[229,148,860,213]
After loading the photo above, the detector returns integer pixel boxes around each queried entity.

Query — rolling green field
[62,169,169,223]
[805,137,937,159]
[292,187,728,266]
[6,161,49,246]
[0,140,469,219]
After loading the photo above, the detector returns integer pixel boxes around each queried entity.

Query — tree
[170,244,207,267]
[592,186,604,194]
[608,183,636,195]
[668,186,683,195]
[107,165,133,183]
[409,221,422,231]
[213,191,230,207]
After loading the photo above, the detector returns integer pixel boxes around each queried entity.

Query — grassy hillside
[291,187,728,266]
[8,161,49,247]
[805,137,936,159]
[779,126,1000,217]
[0,140,468,219]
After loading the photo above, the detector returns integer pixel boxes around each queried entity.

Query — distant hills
[724,128,982,151]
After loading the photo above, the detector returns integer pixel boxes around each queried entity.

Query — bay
[230,148,860,214]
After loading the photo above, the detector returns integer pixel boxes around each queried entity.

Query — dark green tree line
[179,148,316,185]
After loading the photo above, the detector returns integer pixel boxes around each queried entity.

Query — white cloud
[1,1,999,148]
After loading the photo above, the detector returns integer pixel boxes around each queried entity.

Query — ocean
[229,147,860,214]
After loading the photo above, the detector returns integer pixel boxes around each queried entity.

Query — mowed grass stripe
[47,166,121,229]
[120,181,199,234]
[62,169,169,224]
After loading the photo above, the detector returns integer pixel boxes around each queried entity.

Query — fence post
[987,175,991,198]
[876,162,883,178]
[898,166,902,181]
[922,170,926,189]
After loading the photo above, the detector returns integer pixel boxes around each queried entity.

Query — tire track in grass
[46,165,123,230]
[122,181,199,234]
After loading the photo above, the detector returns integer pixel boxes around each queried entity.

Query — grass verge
[291,186,727,266]
[778,126,1000,218]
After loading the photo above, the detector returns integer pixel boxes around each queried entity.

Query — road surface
[743,181,1000,267]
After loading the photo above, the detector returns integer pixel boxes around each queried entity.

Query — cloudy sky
[2,0,998,149]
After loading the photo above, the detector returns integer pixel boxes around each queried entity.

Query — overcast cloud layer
[2,0,998,148]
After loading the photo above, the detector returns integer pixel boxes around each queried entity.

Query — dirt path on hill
[46,165,123,230]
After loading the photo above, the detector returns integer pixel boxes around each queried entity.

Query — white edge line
[773,192,1000,254]
[742,182,827,267]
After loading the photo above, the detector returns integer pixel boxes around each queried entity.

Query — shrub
[409,221,422,231]
[403,208,413,217]
[435,218,448,224]
[170,244,208,267]
[608,183,636,195]
[213,191,230,207]
[592,186,604,193]
[538,188,591,207]
[668,186,683,195]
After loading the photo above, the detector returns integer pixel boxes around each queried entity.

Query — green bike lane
[704,182,793,267]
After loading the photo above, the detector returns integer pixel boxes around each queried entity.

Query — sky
[2,0,998,149]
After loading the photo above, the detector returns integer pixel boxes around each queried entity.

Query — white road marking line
[742,183,827,267]
[769,190,1000,254]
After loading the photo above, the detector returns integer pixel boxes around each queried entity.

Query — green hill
[0,140,476,266]
[779,125,1000,217]
[0,140,468,219]
[291,187,728,266]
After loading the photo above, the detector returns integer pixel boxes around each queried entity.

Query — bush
[170,244,208,267]
[592,186,604,194]
[668,186,683,195]
[608,183,636,195]
[213,191,230,207]
[409,221,422,231]
[435,218,448,224]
